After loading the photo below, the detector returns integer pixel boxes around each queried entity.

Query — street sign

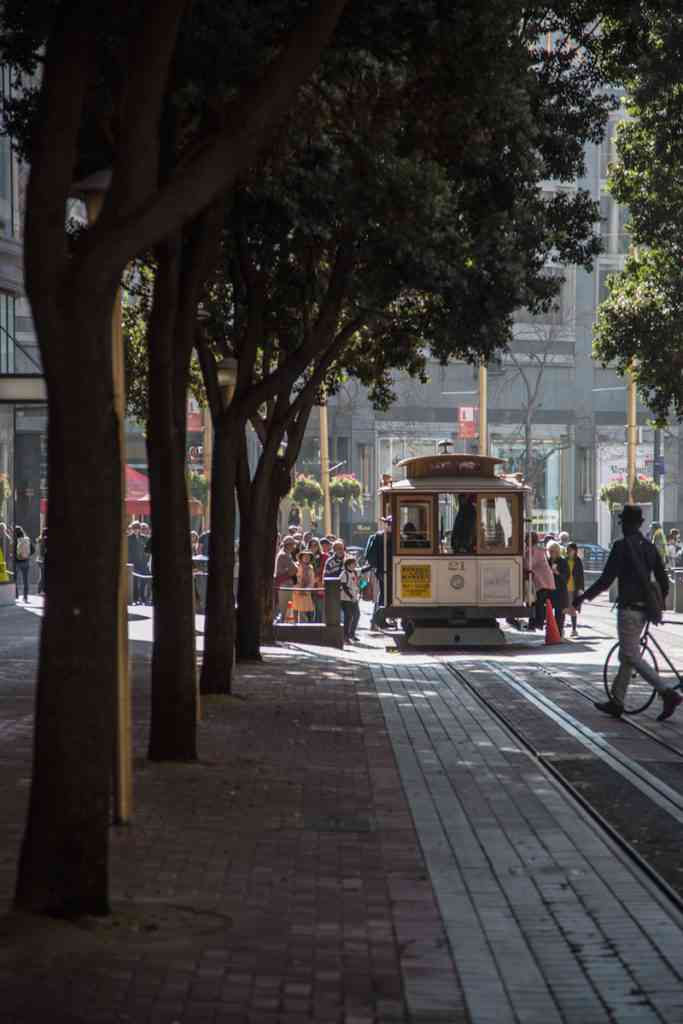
[653,456,665,476]
[458,406,477,438]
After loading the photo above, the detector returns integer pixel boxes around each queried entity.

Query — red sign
[458,406,477,438]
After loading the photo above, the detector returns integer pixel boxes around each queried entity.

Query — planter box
[0,581,15,606]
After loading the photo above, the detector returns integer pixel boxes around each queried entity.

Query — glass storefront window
[0,293,15,373]
[0,65,14,238]
[15,405,47,545]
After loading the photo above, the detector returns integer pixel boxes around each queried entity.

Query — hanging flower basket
[599,475,660,511]
[290,473,323,509]
[329,473,363,510]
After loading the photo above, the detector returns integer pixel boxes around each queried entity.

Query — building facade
[309,105,682,549]
[0,65,47,548]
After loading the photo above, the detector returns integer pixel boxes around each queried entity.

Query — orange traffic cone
[285,600,295,623]
[544,598,562,644]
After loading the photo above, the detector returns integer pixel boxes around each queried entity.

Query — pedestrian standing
[565,542,584,637]
[292,550,315,623]
[577,504,682,720]
[650,521,667,565]
[14,525,34,602]
[547,541,569,636]
[307,538,325,622]
[339,555,361,642]
[525,531,555,630]
[127,522,148,605]
[273,536,297,622]
[323,539,346,578]
[364,516,393,629]
[36,527,47,595]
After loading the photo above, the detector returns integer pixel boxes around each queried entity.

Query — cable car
[375,447,531,645]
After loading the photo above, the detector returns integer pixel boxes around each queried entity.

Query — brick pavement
[0,604,465,1024]
[3,602,683,1022]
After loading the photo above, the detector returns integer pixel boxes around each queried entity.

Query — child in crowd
[339,555,361,642]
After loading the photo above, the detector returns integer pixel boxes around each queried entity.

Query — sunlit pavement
[4,595,683,1021]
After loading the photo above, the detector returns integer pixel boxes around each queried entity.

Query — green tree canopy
[591,6,683,418]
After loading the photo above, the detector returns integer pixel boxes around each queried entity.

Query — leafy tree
[1,0,351,918]
[590,7,683,419]
[195,1,614,663]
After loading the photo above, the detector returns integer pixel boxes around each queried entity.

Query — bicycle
[603,620,683,714]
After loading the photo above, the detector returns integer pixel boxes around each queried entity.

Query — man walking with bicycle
[576,504,682,721]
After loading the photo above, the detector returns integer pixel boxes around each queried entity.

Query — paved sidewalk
[372,662,683,1024]
[3,603,683,1022]
[0,606,464,1024]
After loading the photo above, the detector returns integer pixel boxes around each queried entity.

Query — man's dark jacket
[582,531,669,608]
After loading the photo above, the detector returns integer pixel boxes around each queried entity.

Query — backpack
[625,535,665,625]
[16,536,30,560]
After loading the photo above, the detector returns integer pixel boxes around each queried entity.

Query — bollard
[324,576,341,628]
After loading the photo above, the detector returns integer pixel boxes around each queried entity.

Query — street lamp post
[479,364,488,456]
[627,367,637,505]
[319,401,332,535]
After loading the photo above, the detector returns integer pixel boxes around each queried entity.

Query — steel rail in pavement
[446,661,683,918]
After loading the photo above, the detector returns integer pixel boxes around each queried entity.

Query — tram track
[445,658,683,914]
[532,662,683,761]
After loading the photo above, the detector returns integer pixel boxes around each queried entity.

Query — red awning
[41,466,203,518]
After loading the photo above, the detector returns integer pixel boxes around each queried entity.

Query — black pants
[534,588,552,628]
[133,571,147,604]
[341,601,360,640]
[15,561,29,600]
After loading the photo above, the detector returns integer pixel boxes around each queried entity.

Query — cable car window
[478,496,519,553]
[444,493,478,554]
[397,500,432,552]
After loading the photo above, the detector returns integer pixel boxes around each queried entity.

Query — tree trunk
[200,417,237,694]
[15,307,120,916]
[237,447,291,654]
[237,473,271,658]
[146,238,197,762]
[261,484,282,641]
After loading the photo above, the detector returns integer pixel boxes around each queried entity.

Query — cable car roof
[380,453,529,493]
[380,476,529,494]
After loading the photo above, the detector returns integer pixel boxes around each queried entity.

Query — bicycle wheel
[603,639,658,714]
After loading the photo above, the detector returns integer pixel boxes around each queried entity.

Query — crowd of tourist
[273,524,375,642]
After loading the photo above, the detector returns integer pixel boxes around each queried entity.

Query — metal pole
[85,191,132,824]
[479,364,488,456]
[653,427,662,521]
[627,368,637,505]
[319,402,332,535]
[202,406,212,530]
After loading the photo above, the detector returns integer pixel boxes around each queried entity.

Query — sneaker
[657,689,683,722]
[594,699,624,718]
[571,628,579,637]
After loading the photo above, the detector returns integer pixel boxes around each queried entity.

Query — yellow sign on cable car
[400,563,432,599]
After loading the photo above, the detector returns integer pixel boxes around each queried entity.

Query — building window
[358,443,372,496]
[0,65,14,238]
[513,268,574,326]
[599,116,620,180]
[0,293,15,373]
[600,193,630,256]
